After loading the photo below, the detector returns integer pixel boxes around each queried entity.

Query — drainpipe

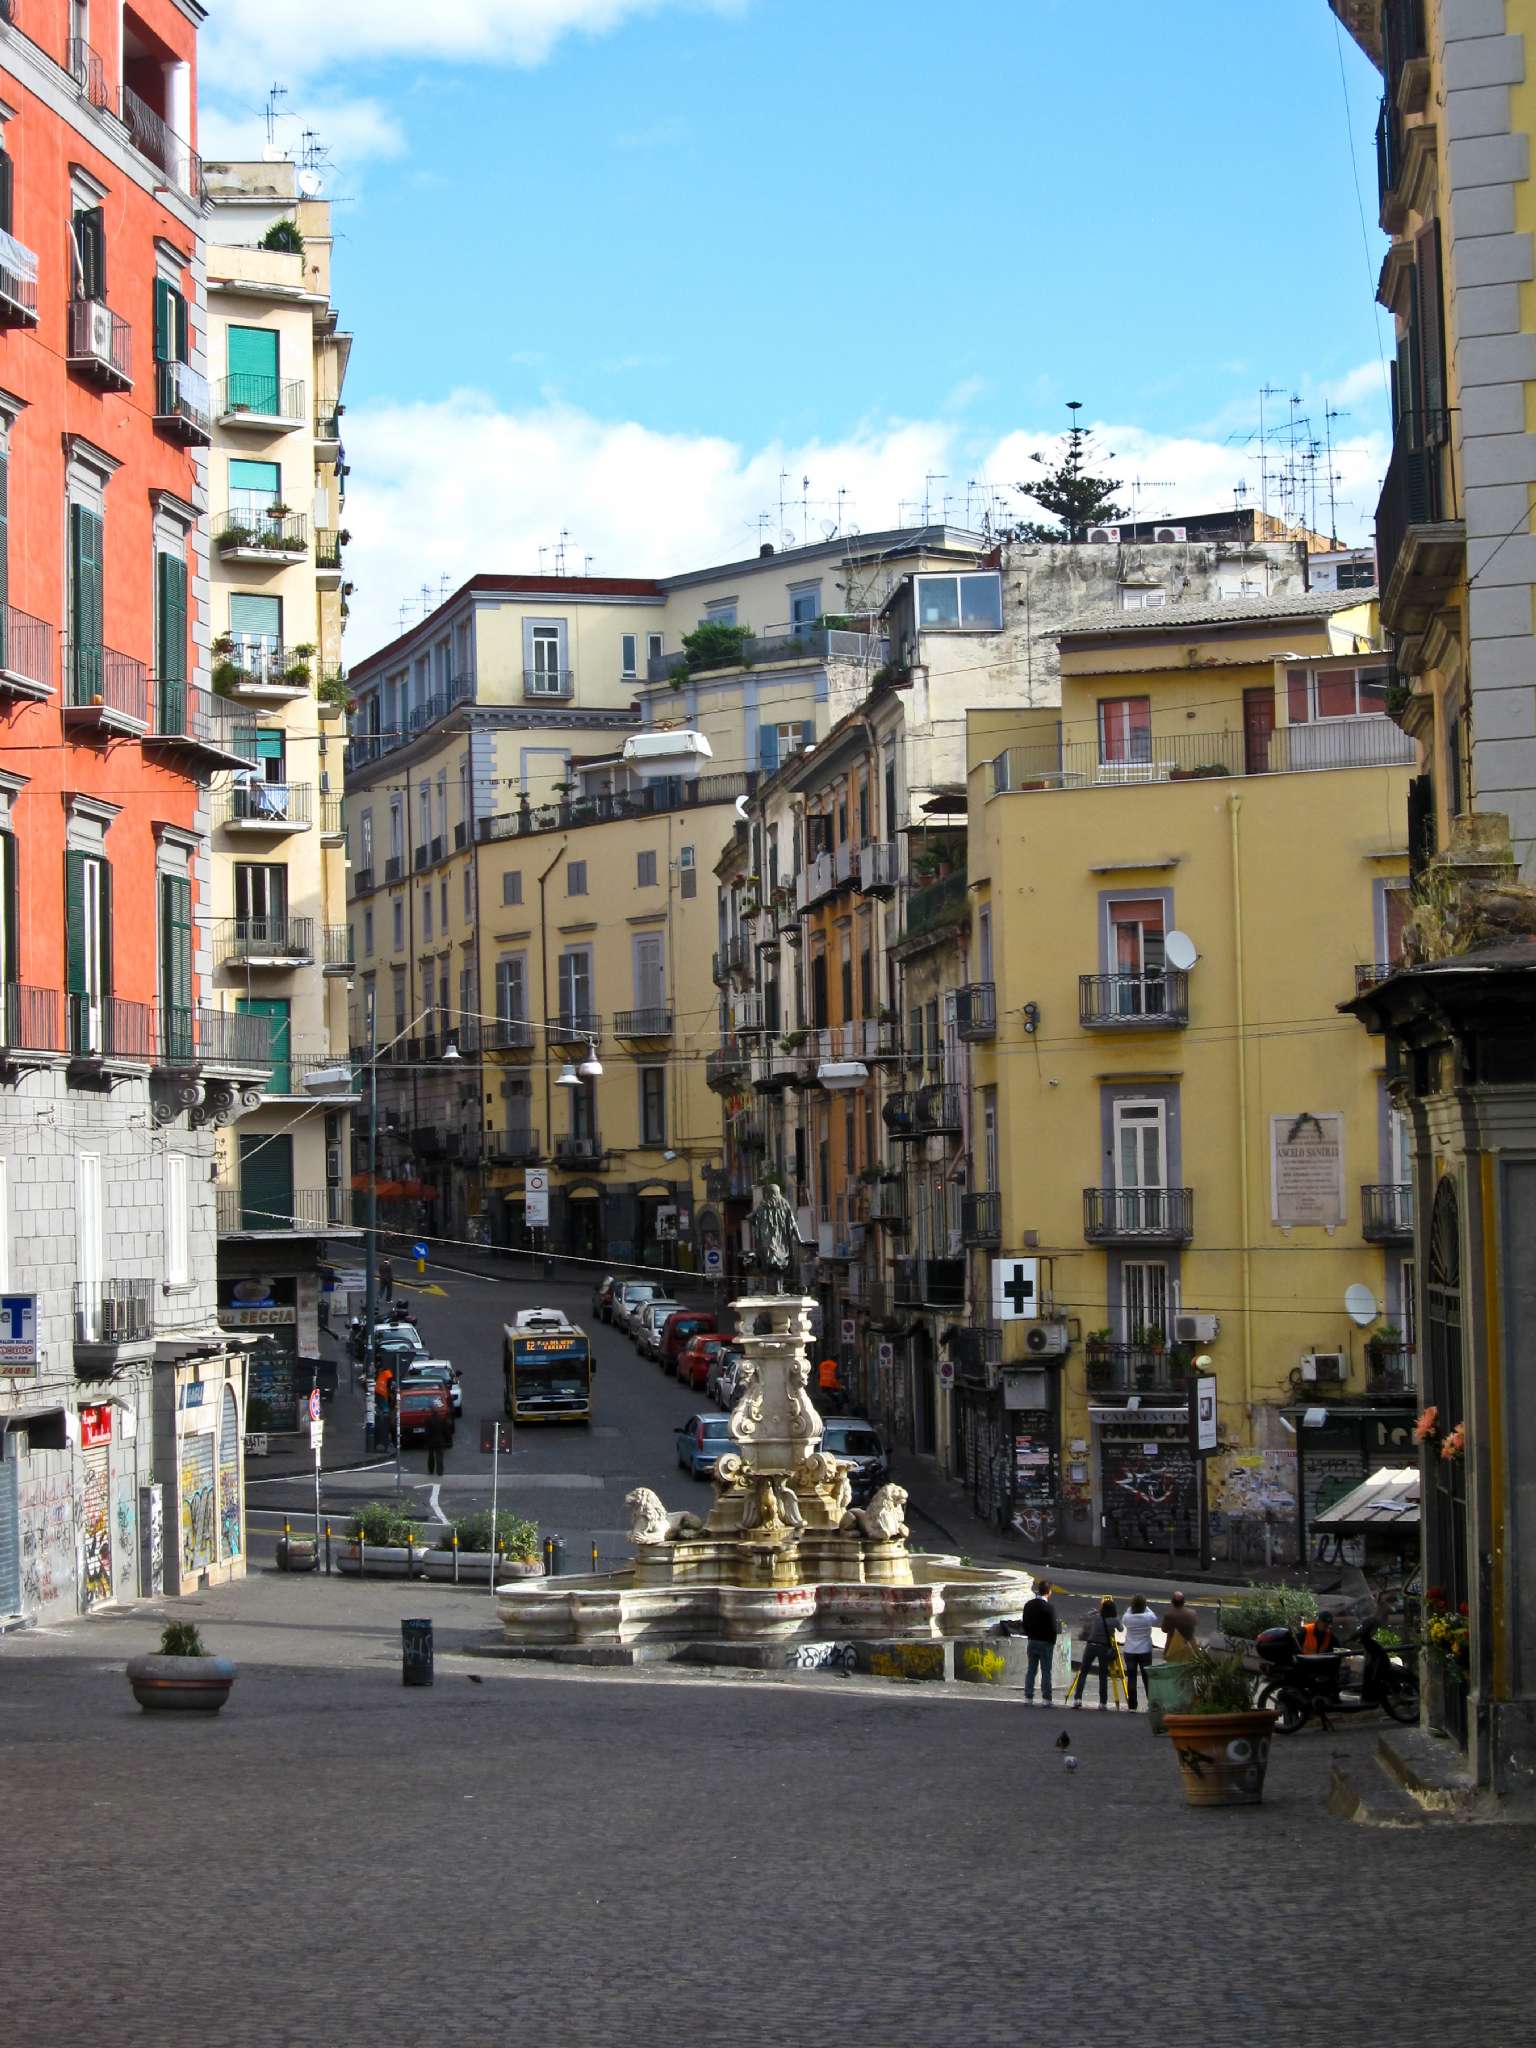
[535,837,568,1183]
[1228,792,1254,1415]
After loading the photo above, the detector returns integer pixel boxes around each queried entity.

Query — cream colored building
[203,160,358,1426]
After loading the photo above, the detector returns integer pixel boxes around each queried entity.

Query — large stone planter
[126,1654,238,1714]
[1163,1709,1277,1806]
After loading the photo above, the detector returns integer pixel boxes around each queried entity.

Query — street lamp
[577,1041,603,1079]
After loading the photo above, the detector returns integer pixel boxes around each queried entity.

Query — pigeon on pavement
[1055,1730,1072,1750]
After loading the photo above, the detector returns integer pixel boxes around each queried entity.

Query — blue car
[675,1411,733,1478]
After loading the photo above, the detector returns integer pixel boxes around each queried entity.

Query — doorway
[1243,688,1275,774]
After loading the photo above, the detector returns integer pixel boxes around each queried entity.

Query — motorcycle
[1255,1617,1420,1734]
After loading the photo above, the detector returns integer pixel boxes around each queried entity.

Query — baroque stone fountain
[495,1293,1032,1656]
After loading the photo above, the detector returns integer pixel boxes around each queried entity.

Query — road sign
[308,1387,321,1422]
[703,1247,722,1277]
[840,1317,856,1345]
[991,1257,1039,1322]
[480,1416,512,1454]
[1189,1375,1219,1456]
[524,1168,550,1228]
[877,1341,895,1373]
[310,1418,325,1454]
[411,1241,429,1261]
[938,1357,956,1390]
[0,1293,38,1375]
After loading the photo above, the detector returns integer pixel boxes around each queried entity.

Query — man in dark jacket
[1019,1582,1060,1705]
[424,1405,450,1478]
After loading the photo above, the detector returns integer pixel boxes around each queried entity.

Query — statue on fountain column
[750,1179,807,1291]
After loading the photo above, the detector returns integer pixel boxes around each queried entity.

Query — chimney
[759,542,775,558]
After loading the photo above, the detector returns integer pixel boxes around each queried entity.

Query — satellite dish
[297,168,325,197]
[1165,930,1198,972]
[1345,1283,1378,1327]
[734,795,749,820]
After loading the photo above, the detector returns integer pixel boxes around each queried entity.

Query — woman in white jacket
[1120,1593,1158,1709]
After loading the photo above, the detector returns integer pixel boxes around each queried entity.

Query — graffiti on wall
[113,1484,136,1597]
[19,1467,75,1613]
[81,1455,113,1610]
[219,1386,241,1561]
[181,1432,216,1576]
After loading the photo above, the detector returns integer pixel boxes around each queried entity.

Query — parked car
[613,1280,667,1338]
[658,1310,718,1375]
[402,1362,461,1416]
[676,1334,720,1392]
[635,1300,681,1360]
[819,1418,889,1504]
[591,1275,618,1323]
[397,1379,453,1445]
[675,1411,733,1478]
[706,1343,745,1405]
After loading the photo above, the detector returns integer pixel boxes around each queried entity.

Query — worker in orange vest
[1299,1611,1337,1655]
[817,1356,841,1412]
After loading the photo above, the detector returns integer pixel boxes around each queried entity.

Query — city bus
[502,1321,593,1424]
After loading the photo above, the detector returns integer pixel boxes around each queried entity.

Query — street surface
[4,1562,1533,2048]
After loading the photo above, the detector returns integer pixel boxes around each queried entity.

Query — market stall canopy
[1313,1466,1420,1530]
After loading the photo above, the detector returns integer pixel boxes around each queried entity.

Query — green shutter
[70,504,103,701]
[65,850,88,995]
[226,327,279,415]
[156,551,187,686]
[759,725,778,775]
[239,1132,294,1231]
[153,278,173,364]
[0,150,12,237]
[160,873,193,1061]
[239,997,290,1093]
[98,859,112,1005]
[74,207,105,300]
[0,830,16,992]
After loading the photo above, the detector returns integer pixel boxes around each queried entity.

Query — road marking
[428,1483,450,1524]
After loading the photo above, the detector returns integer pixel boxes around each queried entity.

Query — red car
[397,1381,453,1444]
[676,1334,721,1392]
[659,1310,719,1376]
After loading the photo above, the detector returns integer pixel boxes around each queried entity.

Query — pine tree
[1013,404,1127,543]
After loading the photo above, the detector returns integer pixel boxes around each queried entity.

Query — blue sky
[200,1,1393,653]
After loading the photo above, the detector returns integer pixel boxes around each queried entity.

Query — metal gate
[1425,1175,1468,1749]
[180,1429,216,1578]
[0,1441,19,1615]
[81,1445,112,1610]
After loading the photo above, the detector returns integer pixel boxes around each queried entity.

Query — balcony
[900,872,967,947]
[1083,1187,1195,1244]
[1086,1339,1195,1397]
[0,606,54,702]
[154,360,211,445]
[797,850,838,910]
[323,926,355,976]
[646,623,878,684]
[893,1256,965,1310]
[728,1113,766,1151]
[914,1083,963,1136]
[213,639,312,702]
[322,795,344,842]
[1365,1343,1418,1400]
[145,682,259,773]
[955,982,996,1040]
[216,916,316,969]
[153,1004,274,1082]
[385,855,404,883]
[315,409,343,451]
[706,1039,750,1090]
[0,984,64,1059]
[216,513,309,564]
[614,1007,673,1041]
[1362,1183,1414,1244]
[488,1128,541,1166]
[74,1278,154,1359]
[553,1133,605,1166]
[486,1018,536,1053]
[67,298,132,390]
[884,1092,919,1141]
[1079,970,1189,1030]
[66,995,154,1068]
[1354,961,1400,997]
[0,228,39,330]
[546,1011,602,1048]
[121,83,202,199]
[867,1178,907,1230]
[858,841,900,896]
[720,934,751,981]
[950,1324,1003,1385]
[217,1186,347,1237]
[62,645,149,736]
[523,668,574,700]
[217,782,313,834]
[316,529,343,582]
[215,374,307,432]
[1376,411,1461,639]
[68,38,116,112]
[995,718,1417,795]
[961,1192,1001,1247]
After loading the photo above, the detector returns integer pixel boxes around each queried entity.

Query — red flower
[1458,1603,1469,1617]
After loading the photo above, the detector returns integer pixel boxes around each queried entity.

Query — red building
[0,6,259,1623]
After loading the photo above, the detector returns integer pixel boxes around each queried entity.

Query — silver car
[635,1300,681,1360]
[613,1280,667,1339]
[707,1345,746,1406]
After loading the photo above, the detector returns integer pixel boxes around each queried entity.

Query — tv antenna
[264,84,288,148]
[923,473,948,525]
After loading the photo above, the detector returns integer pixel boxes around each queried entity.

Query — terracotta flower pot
[126,1654,238,1714]
[1162,1709,1277,1806]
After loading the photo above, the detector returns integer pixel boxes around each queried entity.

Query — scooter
[1255,1617,1420,1733]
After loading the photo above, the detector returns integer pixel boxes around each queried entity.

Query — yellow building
[203,160,359,1424]
[963,591,1419,1564]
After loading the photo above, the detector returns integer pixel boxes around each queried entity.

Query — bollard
[591,1541,599,1574]
[401,1617,434,1687]
[358,1534,366,1579]
[452,1532,460,1585]
[324,1522,333,1576]
[544,1534,565,1577]
[406,1528,415,1579]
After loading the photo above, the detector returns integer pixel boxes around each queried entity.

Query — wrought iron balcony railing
[1083,1187,1195,1244]
[1079,970,1189,1028]
[1362,1183,1414,1243]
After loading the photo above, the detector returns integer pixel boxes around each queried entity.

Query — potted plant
[282,661,311,687]
[126,1620,238,1713]
[1160,1646,1278,1806]
[441,1508,542,1581]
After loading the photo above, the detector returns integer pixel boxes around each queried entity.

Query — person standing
[1074,1598,1119,1708]
[817,1356,841,1412]
[1161,1589,1199,1662]
[1120,1594,1157,1708]
[424,1403,450,1479]
[1018,1581,1060,1705]
[378,1254,394,1302]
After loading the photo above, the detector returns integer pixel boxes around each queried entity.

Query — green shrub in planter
[160,1621,206,1657]
[1180,1646,1258,1714]
[443,1509,538,1559]
[349,1501,420,1547]
[1218,1583,1318,1640]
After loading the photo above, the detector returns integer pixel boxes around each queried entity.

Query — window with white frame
[620,632,638,678]
[704,598,738,626]
[913,571,1003,631]
[1121,1259,1172,1343]
[1285,664,1390,722]
[165,1152,190,1287]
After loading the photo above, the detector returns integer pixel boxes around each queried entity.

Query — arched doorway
[1425,1175,1469,1748]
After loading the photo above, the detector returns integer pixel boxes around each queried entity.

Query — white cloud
[200,96,406,168]
[200,0,741,89]
[340,396,1388,657]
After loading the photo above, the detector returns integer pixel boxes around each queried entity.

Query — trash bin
[1144,1659,1194,1735]
[401,1617,434,1687]
[544,1534,565,1577]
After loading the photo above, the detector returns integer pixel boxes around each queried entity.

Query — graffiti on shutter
[181,1429,216,1575]
[82,1445,112,1609]
[219,1386,242,1560]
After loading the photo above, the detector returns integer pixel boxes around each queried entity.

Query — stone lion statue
[625,1487,705,1546]
[839,1483,909,1543]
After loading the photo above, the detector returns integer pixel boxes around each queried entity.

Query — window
[978,904,992,984]
[228,457,279,524]
[0,142,12,239]
[639,1068,667,1147]
[226,325,280,415]
[1108,897,1165,976]
[389,799,403,861]
[69,503,104,699]
[637,850,658,888]
[760,720,812,775]
[633,931,665,1011]
[463,866,474,917]
[152,277,190,418]
[234,862,286,923]
[621,632,638,678]
[1119,587,1167,611]
[502,870,523,907]
[71,204,105,301]
[154,549,188,722]
[913,571,1003,631]
[363,909,374,957]
[558,948,592,1024]
[65,849,111,1054]
[392,898,404,950]
[1382,883,1410,966]
[844,1098,857,1173]
[496,955,526,1022]
[422,889,433,941]
[1285,665,1390,722]
[1098,697,1151,764]
[392,967,406,1035]
[646,631,664,663]
[908,1005,924,1064]
[789,582,821,632]
[704,598,738,626]
[418,778,431,846]
[1334,558,1375,590]
[439,877,448,925]
[0,830,16,992]
[525,621,567,694]
[159,871,192,1053]
[679,844,696,900]
[1121,1260,1172,1343]
[567,860,587,897]
[1113,1099,1167,1191]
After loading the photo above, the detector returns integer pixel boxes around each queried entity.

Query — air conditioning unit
[1086,525,1121,545]
[326,1146,342,1180]
[84,300,114,362]
[1153,525,1187,544]
[1175,1312,1220,1344]
[1021,1319,1069,1358]
[1300,1351,1346,1384]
